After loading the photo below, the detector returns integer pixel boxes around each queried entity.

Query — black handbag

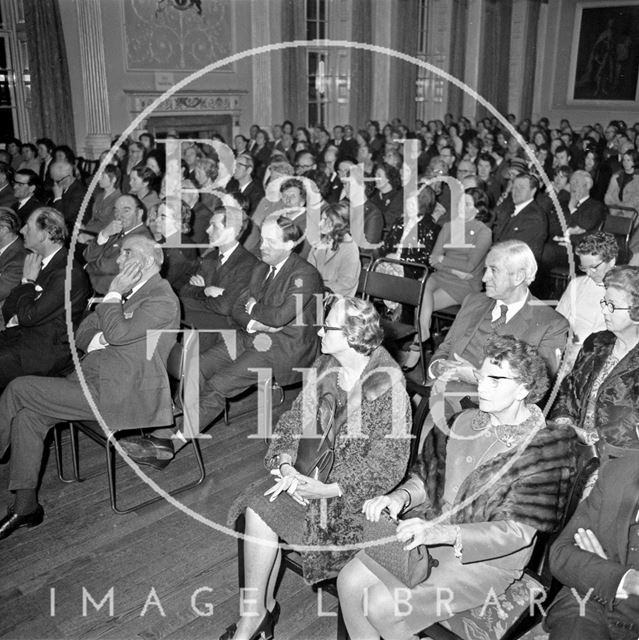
[363,511,439,588]
[294,393,337,483]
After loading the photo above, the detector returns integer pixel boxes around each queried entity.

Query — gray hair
[489,240,538,285]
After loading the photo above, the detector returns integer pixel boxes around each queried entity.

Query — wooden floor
[0,390,341,640]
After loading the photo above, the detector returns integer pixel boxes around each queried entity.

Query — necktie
[492,304,508,330]
[264,266,276,287]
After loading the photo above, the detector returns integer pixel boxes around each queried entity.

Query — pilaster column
[508,0,529,120]
[462,0,484,119]
[76,0,111,158]
[251,0,272,129]
[371,0,392,123]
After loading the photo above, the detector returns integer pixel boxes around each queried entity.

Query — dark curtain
[389,0,420,126]
[520,0,540,121]
[448,0,468,119]
[23,0,75,148]
[281,0,307,127]
[350,0,373,126]
[477,0,512,120]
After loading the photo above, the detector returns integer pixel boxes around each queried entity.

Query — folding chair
[53,332,206,514]
[360,256,429,383]
[603,206,638,264]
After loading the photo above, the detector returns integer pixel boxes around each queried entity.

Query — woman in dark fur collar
[337,335,577,640]
[221,296,411,640]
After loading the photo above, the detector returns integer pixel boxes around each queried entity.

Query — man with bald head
[49,160,88,229]
[83,193,153,294]
[0,234,180,538]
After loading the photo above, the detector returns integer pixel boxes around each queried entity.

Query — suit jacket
[51,179,89,229]
[179,244,259,318]
[226,178,265,217]
[12,196,42,225]
[549,455,639,626]
[0,184,17,209]
[431,292,569,375]
[565,196,607,237]
[0,247,90,374]
[83,225,154,294]
[492,199,548,261]
[550,331,639,452]
[231,252,323,385]
[0,237,26,304]
[72,273,180,428]
[324,173,343,204]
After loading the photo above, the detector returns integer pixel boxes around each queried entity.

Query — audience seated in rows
[12,169,42,224]
[0,207,88,393]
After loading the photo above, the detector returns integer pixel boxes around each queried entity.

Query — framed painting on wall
[569,1,639,102]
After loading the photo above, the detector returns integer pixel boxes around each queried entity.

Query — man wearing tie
[0,207,89,392]
[49,161,88,230]
[11,169,42,224]
[0,235,180,539]
[546,451,639,639]
[179,205,259,329]
[124,215,323,467]
[83,194,153,294]
[425,240,568,436]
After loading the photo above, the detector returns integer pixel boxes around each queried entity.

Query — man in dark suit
[84,194,153,294]
[179,205,259,329]
[0,207,89,392]
[0,235,180,538]
[0,209,26,315]
[225,153,264,217]
[542,170,608,270]
[125,216,323,466]
[49,161,89,230]
[546,453,639,639]
[492,173,547,261]
[427,240,568,428]
[11,169,42,224]
[0,163,17,210]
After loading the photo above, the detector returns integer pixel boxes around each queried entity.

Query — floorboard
[0,388,342,640]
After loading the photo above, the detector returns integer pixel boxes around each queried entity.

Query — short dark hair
[131,164,155,185]
[15,168,40,188]
[0,207,20,234]
[376,162,402,191]
[576,231,619,262]
[280,178,306,199]
[273,215,303,243]
[21,142,37,156]
[484,334,549,402]
[554,144,571,157]
[36,138,54,153]
[477,152,496,170]
[514,173,539,191]
[0,162,13,183]
[103,164,121,187]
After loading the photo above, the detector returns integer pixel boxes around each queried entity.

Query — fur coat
[415,406,577,533]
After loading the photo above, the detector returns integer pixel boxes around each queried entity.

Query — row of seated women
[218,267,639,639]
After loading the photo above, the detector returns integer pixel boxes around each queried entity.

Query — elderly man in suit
[125,215,323,467]
[427,240,569,431]
[180,206,259,330]
[492,173,547,261]
[83,194,153,294]
[0,207,89,391]
[225,153,265,217]
[11,169,42,224]
[49,160,88,230]
[0,235,180,539]
[546,452,639,639]
[0,208,26,314]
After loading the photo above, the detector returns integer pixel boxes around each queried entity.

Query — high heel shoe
[219,602,280,640]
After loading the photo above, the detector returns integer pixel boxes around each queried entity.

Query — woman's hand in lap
[396,518,456,550]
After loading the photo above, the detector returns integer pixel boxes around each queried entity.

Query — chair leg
[53,424,75,483]
[69,422,81,481]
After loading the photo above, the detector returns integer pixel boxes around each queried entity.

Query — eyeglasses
[600,299,631,313]
[579,259,605,273]
[321,325,343,332]
[474,371,520,387]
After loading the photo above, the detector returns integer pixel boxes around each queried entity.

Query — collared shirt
[490,296,527,324]
[219,243,239,266]
[569,195,589,214]
[18,196,31,208]
[512,198,533,217]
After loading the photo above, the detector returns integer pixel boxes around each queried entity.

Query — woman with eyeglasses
[337,335,576,639]
[551,265,639,459]
[221,296,411,640]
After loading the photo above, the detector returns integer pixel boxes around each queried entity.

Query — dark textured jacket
[550,330,639,451]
